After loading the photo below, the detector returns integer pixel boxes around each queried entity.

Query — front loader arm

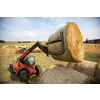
[29,42,48,56]
[17,42,48,61]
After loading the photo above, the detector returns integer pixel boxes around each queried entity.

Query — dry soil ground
[0,43,100,84]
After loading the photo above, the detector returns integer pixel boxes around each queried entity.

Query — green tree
[86,38,88,43]
[0,40,5,43]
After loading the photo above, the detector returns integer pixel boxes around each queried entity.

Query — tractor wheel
[35,64,42,75]
[9,64,15,74]
[19,70,28,84]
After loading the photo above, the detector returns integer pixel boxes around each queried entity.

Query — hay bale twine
[38,65,89,84]
[48,22,84,62]
[67,60,100,83]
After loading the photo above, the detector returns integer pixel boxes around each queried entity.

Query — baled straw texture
[48,22,84,62]
[38,64,88,84]
[95,62,100,83]
[67,60,100,83]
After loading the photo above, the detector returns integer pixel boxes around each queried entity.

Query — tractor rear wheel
[35,64,42,75]
[9,64,15,74]
[19,70,28,84]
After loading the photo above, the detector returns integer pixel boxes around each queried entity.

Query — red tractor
[9,31,65,83]
[9,42,48,83]
[15,47,26,54]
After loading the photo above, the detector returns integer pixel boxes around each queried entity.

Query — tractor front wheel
[19,70,28,84]
[9,64,15,74]
[35,64,42,75]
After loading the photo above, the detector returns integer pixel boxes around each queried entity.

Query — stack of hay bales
[38,65,90,84]
[48,22,84,62]
[67,60,100,83]
[38,22,87,84]
[38,22,100,84]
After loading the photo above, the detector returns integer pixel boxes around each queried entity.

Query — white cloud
[23,31,37,37]
[9,30,38,40]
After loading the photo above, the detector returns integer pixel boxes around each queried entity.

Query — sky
[0,17,100,41]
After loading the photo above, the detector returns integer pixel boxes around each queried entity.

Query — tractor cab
[23,55,35,66]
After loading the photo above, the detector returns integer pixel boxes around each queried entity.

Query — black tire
[35,64,42,75]
[19,70,28,83]
[9,64,15,74]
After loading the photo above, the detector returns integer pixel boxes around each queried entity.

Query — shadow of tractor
[7,67,20,82]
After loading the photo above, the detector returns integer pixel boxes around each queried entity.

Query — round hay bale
[18,45,21,48]
[48,22,84,62]
[38,65,88,84]
[15,46,18,48]
[95,62,100,83]
[5,45,8,47]
[67,60,97,76]
[88,44,90,46]
[67,60,100,83]
[2,46,5,48]
[95,45,97,47]
[26,45,29,48]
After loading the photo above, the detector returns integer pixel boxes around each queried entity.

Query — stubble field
[0,42,100,84]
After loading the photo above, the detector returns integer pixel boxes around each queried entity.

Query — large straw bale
[95,62,100,83]
[67,60,100,83]
[48,22,84,62]
[38,64,88,84]
[67,60,97,76]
